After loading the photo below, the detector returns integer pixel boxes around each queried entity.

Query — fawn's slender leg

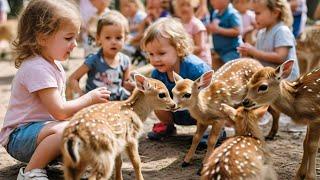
[265,107,280,140]
[115,155,123,180]
[183,123,208,165]
[296,124,310,180]
[204,121,224,163]
[305,122,320,180]
[126,140,144,180]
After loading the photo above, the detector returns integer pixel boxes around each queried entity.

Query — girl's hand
[123,80,136,92]
[85,87,111,104]
[237,43,256,57]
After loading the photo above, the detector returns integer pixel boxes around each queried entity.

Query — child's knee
[154,110,174,124]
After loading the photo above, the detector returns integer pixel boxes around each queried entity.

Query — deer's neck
[191,93,208,117]
[273,81,298,118]
[237,122,263,141]
[124,90,152,121]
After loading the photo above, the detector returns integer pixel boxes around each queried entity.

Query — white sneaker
[17,167,49,180]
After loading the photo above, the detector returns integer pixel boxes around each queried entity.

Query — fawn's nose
[170,104,177,109]
[242,98,250,107]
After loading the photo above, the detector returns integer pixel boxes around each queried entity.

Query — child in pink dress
[174,0,212,67]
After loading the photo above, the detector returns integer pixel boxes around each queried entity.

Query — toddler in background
[173,0,212,67]
[78,0,111,56]
[69,10,134,101]
[207,0,242,67]
[237,0,299,81]
[0,0,110,179]
[289,0,307,38]
[120,0,146,39]
[120,0,147,56]
[233,0,257,43]
[237,0,302,131]
[0,0,10,23]
[141,17,226,147]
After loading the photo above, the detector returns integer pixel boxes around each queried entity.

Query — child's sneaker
[17,167,49,180]
[147,122,177,141]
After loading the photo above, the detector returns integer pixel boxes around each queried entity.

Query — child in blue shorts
[0,1,110,179]
[141,17,226,148]
[207,0,242,63]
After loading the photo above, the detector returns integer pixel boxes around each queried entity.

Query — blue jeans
[6,122,46,163]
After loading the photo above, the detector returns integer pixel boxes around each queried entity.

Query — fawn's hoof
[181,161,191,167]
[265,135,275,141]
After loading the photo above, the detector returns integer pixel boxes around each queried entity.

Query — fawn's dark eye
[159,93,166,98]
[183,93,191,98]
[258,84,268,92]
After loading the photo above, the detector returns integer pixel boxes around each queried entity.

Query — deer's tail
[63,136,83,165]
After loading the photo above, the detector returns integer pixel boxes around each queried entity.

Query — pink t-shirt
[240,10,255,36]
[183,16,212,66]
[0,56,66,146]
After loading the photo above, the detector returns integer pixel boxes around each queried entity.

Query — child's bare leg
[154,110,174,124]
[25,121,69,171]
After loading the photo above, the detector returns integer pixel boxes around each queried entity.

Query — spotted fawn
[242,60,320,180]
[61,74,177,180]
[296,25,320,75]
[172,58,280,169]
[201,104,277,180]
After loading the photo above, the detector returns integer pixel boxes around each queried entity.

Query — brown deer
[296,25,320,75]
[171,58,280,168]
[61,74,177,180]
[242,60,320,180]
[201,104,277,180]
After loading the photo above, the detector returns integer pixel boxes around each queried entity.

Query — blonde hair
[96,10,129,36]
[253,0,293,27]
[141,17,194,58]
[12,0,80,68]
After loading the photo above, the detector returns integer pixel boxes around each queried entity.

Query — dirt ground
[0,48,319,180]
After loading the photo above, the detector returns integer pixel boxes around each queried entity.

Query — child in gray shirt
[237,0,299,81]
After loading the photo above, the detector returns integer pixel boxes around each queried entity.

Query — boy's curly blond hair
[141,17,194,59]
[12,0,80,68]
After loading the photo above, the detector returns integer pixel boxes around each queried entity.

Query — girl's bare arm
[251,46,290,64]
[68,64,90,96]
[37,87,110,120]
[122,65,135,92]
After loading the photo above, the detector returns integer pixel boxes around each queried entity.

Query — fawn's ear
[173,71,183,83]
[194,70,214,91]
[134,74,151,92]
[221,103,236,126]
[275,60,294,80]
[254,105,269,119]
